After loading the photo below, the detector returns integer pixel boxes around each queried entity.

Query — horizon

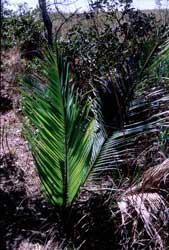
[7,0,169,12]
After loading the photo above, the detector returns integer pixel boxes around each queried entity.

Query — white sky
[7,0,169,12]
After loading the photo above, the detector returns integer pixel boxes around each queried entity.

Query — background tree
[38,0,53,47]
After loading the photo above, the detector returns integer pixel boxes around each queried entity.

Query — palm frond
[92,35,169,180]
[92,79,169,178]
[21,50,106,207]
[149,32,169,77]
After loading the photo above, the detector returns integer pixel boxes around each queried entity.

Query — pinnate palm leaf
[21,50,106,207]
[92,36,169,179]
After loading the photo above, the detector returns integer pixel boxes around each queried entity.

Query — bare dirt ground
[0,48,40,197]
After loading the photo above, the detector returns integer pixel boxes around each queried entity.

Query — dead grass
[118,159,169,249]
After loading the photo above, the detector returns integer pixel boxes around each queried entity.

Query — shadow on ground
[0,154,120,250]
[0,153,63,250]
[0,96,13,114]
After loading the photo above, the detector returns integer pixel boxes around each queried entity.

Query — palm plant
[21,32,169,209]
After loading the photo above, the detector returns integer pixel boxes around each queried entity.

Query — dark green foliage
[61,0,168,132]
[160,129,169,156]
[1,2,45,58]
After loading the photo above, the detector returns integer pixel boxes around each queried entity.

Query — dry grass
[118,159,169,249]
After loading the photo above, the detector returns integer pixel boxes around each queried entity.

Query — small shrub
[1,2,45,59]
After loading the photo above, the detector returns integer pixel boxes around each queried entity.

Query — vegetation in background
[62,0,168,133]
[1,2,45,58]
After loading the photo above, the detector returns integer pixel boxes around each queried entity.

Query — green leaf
[21,49,106,207]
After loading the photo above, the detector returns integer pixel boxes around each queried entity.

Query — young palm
[21,35,169,208]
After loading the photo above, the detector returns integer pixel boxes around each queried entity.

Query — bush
[1,2,45,59]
